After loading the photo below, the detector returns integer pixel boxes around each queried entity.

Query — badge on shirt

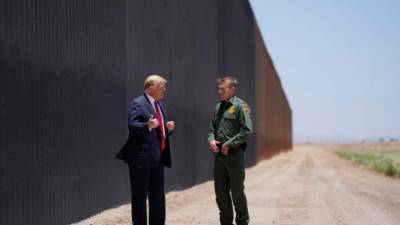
[243,104,250,113]
[228,106,236,114]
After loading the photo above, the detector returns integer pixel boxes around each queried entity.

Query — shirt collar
[221,95,235,105]
[145,92,156,106]
[228,95,236,103]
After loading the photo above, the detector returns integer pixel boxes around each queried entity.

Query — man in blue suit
[116,75,174,225]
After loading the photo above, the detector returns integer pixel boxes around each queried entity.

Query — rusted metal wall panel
[255,26,293,159]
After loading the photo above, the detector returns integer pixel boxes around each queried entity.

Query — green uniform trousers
[214,149,249,225]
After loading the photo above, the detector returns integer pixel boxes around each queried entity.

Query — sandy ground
[75,144,400,225]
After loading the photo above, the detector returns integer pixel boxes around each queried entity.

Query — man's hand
[221,144,229,156]
[166,121,175,132]
[209,140,220,153]
[148,115,159,129]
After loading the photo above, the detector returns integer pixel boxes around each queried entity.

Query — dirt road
[76,145,400,225]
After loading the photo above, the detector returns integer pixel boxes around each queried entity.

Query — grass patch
[335,149,400,177]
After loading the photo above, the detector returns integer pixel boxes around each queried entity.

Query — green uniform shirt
[208,96,253,149]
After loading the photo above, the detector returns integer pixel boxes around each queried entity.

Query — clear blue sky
[249,0,400,142]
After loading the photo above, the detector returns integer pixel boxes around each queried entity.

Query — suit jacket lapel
[143,93,156,116]
[144,94,168,132]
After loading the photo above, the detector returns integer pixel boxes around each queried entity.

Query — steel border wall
[0,1,292,224]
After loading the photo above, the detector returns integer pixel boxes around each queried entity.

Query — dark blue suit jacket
[116,94,171,168]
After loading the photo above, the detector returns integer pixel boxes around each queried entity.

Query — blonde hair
[144,75,167,90]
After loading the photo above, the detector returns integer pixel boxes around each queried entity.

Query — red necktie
[154,101,166,151]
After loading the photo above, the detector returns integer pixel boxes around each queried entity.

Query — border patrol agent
[208,76,253,225]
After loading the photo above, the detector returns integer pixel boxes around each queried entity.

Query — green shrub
[335,149,400,178]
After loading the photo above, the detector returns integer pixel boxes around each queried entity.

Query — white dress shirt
[145,93,165,135]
